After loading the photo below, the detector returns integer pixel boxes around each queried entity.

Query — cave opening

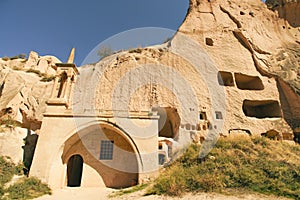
[218,71,234,86]
[235,73,264,90]
[242,100,282,118]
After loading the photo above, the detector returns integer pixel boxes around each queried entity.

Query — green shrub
[5,177,51,200]
[265,0,281,9]
[0,186,4,197]
[0,156,50,199]
[147,165,187,196]
[0,157,16,186]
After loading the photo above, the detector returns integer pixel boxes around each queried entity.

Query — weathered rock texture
[0,52,58,130]
[1,0,300,166]
[0,53,57,164]
[179,0,300,129]
[74,0,299,139]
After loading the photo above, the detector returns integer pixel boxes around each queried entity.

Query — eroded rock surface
[0,0,299,164]
[179,0,299,129]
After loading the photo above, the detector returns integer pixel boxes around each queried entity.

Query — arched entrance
[62,122,140,188]
[67,154,83,187]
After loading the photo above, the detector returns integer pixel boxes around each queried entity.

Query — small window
[215,111,223,120]
[199,112,207,120]
[158,154,166,165]
[100,140,114,160]
[197,124,201,131]
[191,125,196,130]
[158,144,163,150]
[186,124,191,130]
[57,72,67,98]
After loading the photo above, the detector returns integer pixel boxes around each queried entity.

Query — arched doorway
[67,154,83,187]
[62,123,140,188]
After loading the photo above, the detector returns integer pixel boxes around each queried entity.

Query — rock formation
[0,53,58,164]
[0,0,299,167]
[0,52,58,130]
[180,0,299,130]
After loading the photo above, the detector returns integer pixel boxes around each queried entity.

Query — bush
[265,0,281,9]
[0,157,50,199]
[0,157,16,186]
[0,186,4,197]
[5,177,51,200]
[97,46,113,59]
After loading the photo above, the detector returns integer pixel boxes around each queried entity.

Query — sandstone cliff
[0,52,58,130]
[0,0,299,165]
[179,0,299,128]
[0,53,57,164]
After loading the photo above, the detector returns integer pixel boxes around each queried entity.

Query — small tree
[265,0,281,9]
[97,46,113,59]
[18,53,27,59]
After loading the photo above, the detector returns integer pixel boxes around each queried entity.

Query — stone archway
[62,122,140,189]
[67,154,83,187]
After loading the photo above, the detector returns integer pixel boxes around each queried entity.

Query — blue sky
[0,0,189,65]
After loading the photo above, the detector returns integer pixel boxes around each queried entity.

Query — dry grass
[0,156,51,199]
[0,116,21,128]
[147,136,300,199]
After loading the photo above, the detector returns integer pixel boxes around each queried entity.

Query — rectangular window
[215,111,223,120]
[100,140,114,160]
[199,112,207,120]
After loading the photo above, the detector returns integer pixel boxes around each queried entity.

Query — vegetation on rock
[97,46,113,60]
[0,156,51,200]
[0,116,21,129]
[25,69,55,82]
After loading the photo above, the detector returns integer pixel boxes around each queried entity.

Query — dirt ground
[34,187,291,200]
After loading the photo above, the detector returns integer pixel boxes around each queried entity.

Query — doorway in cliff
[154,107,180,166]
[153,107,180,140]
[67,154,83,187]
[22,129,39,176]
